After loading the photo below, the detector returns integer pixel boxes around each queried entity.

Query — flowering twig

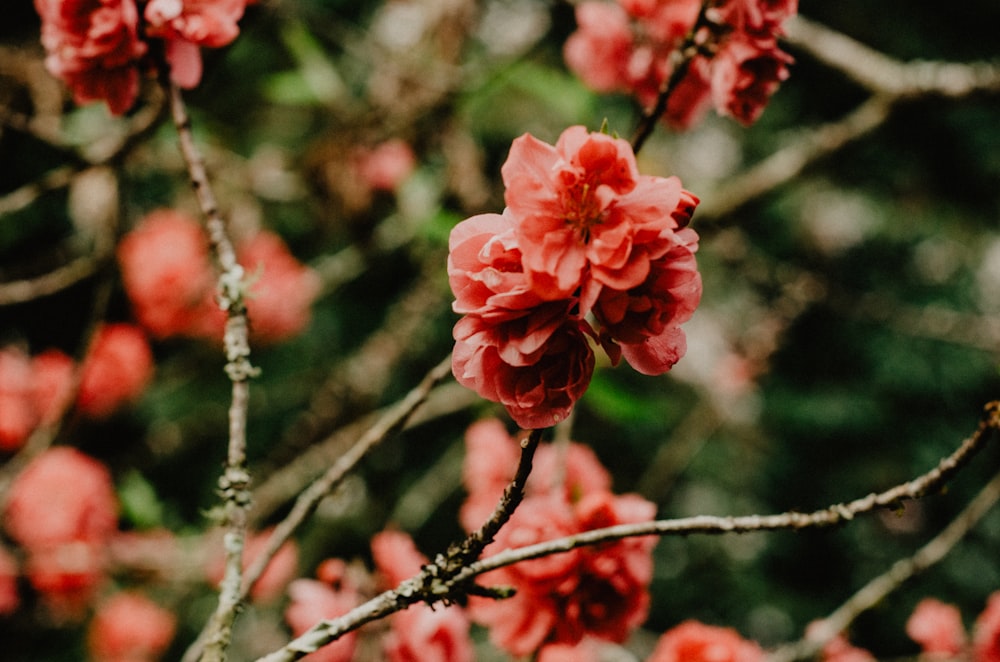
[448,401,999,581]
[768,461,1000,662]
[630,1,711,153]
[252,427,543,662]
[167,81,257,662]
[696,17,1000,223]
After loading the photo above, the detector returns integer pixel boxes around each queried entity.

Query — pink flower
[32,349,76,426]
[452,311,595,429]
[459,419,612,530]
[87,591,177,662]
[117,209,224,340]
[906,598,967,657]
[354,139,417,192]
[384,606,475,662]
[647,620,764,662]
[471,495,581,656]
[0,347,38,452]
[144,0,248,88]
[563,3,635,94]
[594,227,701,374]
[239,231,321,344]
[4,447,118,617]
[34,0,148,114]
[974,592,1000,662]
[448,127,700,427]
[0,545,19,616]
[448,212,545,319]
[563,0,795,129]
[469,488,656,656]
[709,33,793,126]
[77,323,154,419]
[285,560,360,662]
[4,447,118,550]
[503,126,691,303]
[371,530,476,662]
[458,418,523,530]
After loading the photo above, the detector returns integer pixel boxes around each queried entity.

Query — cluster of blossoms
[284,530,474,662]
[1,444,298,643]
[460,418,658,658]
[33,0,254,114]
[449,125,701,428]
[117,209,321,344]
[564,0,796,128]
[0,323,153,452]
[905,594,1000,662]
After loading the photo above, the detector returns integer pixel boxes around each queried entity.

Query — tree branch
[768,461,1000,662]
[167,81,257,662]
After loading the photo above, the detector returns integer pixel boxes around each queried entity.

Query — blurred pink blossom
[87,591,177,662]
[77,323,154,419]
[239,231,321,344]
[33,0,147,114]
[285,559,360,662]
[906,598,967,657]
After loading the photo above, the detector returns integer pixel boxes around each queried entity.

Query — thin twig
[167,81,257,662]
[241,356,453,597]
[768,464,1000,662]
[630,2,711,153]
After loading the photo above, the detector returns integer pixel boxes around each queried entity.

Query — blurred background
[2,0,1000,659]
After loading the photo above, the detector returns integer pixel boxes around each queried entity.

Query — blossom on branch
[372,530,475,662]
[461,420,657,657]
[448,126,701,428]
[285,559,361,662]
[33,0,252,113]
[564,0,797,129]
[33,0,147,114]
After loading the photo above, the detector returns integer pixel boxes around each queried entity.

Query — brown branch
[768,463,1000,662]
[167,81,257,662]
[696,17,1000,224]
[447,401,999,582]
[252,403,996,662]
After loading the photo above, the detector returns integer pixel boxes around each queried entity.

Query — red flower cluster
[564,0,796,129]
[87,591,177,662]
[117,209,320,345]
[449,126,701,428]
[33,0,251,114]
[906,593,1000,662]
[2,447,119,618]
[460,419,657,658]
[0,324,153,452]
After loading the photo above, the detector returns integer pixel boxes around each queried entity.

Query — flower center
[563,182,604,243]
